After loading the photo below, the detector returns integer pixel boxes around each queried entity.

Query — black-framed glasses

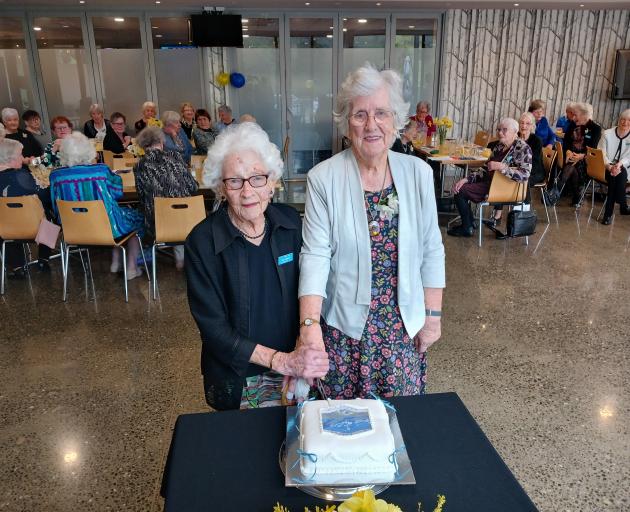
[348,109,393,126]
[222,174,269,190]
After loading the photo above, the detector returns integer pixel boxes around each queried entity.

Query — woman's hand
[123,135,132,146]
[452,178,468,194]
[272,345,329,379]
[487,161,505,172]
[414,316,441,353]
[52,139,63,153]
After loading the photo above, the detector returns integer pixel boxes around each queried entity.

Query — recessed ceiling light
[326,34,333,38]
[114,17,125,22]
[155,0,160,3]
[242,27,248,31]
[305,2,310,4]
[156,34,162,38]
[329,26,333,29]
[343,28,347,32]
[63,25,69,28]
[79,0,85,3]
[243,34,250,38]
[514,2,519,5]
[343,18,347,21]
[358,19,367,23]
[409,25,415,29]
[152,26,159,29]
[33,26,42,31]
[16,44,20,48]
[242,19,249,23]
[376,1,381,4]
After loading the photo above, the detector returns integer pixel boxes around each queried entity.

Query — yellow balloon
[217,72,230,87]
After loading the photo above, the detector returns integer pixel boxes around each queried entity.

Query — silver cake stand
[280,405,415,501]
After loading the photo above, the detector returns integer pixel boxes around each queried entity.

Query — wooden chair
[0,196,44,294]
[473,130,489,148]
[582,147,608,218]
[554,141,564,169]
[478,172,529,247]
[112,155,137,171]
[102,150,115,169]
[534,147,558,223]
[56,199,149,302]
[190,155,206,183]
[152,196,206,299]
[116,170,136,190]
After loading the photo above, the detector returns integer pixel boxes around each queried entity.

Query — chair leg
[62,244,71,301]
[1,240,6,295]
[596,195,607,221]
[540,188,550,223]
[152,244,157,300]
[137,234,150,282]
[22,244,31,276]
[121,246,128,302]
[478,204,484,247]
[578,179,591,207]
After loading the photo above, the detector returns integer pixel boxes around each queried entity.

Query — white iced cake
[299,398,396,479]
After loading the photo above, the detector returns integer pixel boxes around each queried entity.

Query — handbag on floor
[507,182,537,237]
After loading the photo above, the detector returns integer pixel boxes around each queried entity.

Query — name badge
[277,253,293,266]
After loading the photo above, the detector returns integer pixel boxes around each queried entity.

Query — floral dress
[321,184,427,399]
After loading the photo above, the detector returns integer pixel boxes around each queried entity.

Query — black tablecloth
[161,392,538,511]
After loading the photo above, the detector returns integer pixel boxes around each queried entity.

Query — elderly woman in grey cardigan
[298,64,445,400]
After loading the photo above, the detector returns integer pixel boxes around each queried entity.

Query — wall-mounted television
[612,49,630,100]
[190,13,243,48]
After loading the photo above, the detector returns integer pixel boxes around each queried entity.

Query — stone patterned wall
[439,9,630,139]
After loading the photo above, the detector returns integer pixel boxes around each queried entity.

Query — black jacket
[5,129,43,158]
[563,119,602,157]
[185,203,302,410]
[83,119,111,139]
[525,133,545,185]
[102,128,128,154]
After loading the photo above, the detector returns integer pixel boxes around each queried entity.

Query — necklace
[228,210,267,240]
[364,164,389,238]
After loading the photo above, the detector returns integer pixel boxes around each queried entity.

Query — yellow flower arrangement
[273,490,445,512]
[146,117,163,129]
[434,117,453,146]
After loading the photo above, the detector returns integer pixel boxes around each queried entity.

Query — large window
[288,18,335,176]
[34,16,95,129]
[151,18,204,117]
[341,17,386,82]
[392,18,438,113]
[228,18,282,147]
[0,17,36,114]
[92,16,148,129]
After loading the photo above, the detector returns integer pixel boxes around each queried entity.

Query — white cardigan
[598,127,630,171]
[299,149,445,340]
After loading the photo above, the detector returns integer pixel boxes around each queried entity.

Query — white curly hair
[59,131,97,167]
[334,63,410,140]
[203,122,283,197]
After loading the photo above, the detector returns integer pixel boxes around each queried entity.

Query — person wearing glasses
[41,116,73,169]
[297,64,445,401]
[103,112,132,154]
[133,126,198,271]
[185,122,329,410]
[448,118,532,238]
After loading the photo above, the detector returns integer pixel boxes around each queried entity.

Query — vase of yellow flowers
[434,116,454,150]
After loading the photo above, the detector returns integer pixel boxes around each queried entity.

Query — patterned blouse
[468,138,532,183]
[192,127,219,155]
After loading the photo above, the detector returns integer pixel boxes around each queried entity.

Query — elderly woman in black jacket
[559,102,602,206]
[185,122,328,410]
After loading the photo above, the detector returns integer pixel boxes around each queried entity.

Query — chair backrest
[102,150,115,169]
[116,170,136,189]
[0,196,45,240]
[56,199,116,246]
[554,141,564,168]
[473,131,489,148]
[585,146,606,183]
[154,196,207,244]
[486,171,527,204]
[541,147,557,184]
[112,156,137,171]
[190,155,206,183]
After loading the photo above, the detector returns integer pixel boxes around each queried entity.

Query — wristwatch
[299,318,320,328]
[425,309,442,317]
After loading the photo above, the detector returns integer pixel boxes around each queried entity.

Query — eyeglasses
[223,174,269,190]
[111,121,125,126]
[496,127,510,133]
[348,109,393,126]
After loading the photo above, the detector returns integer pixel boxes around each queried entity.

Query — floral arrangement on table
[434,117,454,146]
[146,117,163,129]
[273,489,446,512]
[126,138,144,158]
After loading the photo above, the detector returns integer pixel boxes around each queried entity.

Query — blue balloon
[230,72,246,88]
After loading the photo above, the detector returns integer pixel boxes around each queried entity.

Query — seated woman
[49,132,145,280]
[134,126,198,270]
[192,109,218,155]
[162,111,193,165]
[519,112,544,186]
[83,103,110,141]
[22,109,50,148]
[0,139,52,276]
[391,120,418,155]
[1,107,43,164]
[103,112,131,154]
[180,102,195,140]
[42,116,73,169]
[134,101,158,134]
[558,102,602,207]
[598,109,630,225]
[528,99,556,148]
[185,122,328,410]
[447,118,532,238]
[409,101,436,140]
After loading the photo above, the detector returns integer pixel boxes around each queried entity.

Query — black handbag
[542,185,561,206]
[507,182,537,237]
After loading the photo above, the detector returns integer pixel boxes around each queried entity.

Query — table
[161,393,538,512]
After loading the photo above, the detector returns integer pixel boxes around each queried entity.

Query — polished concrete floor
[1,203,629,512]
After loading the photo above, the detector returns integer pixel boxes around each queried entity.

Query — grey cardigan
[299,149,445,340]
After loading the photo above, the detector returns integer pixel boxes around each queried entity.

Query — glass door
[340,17,386,83]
